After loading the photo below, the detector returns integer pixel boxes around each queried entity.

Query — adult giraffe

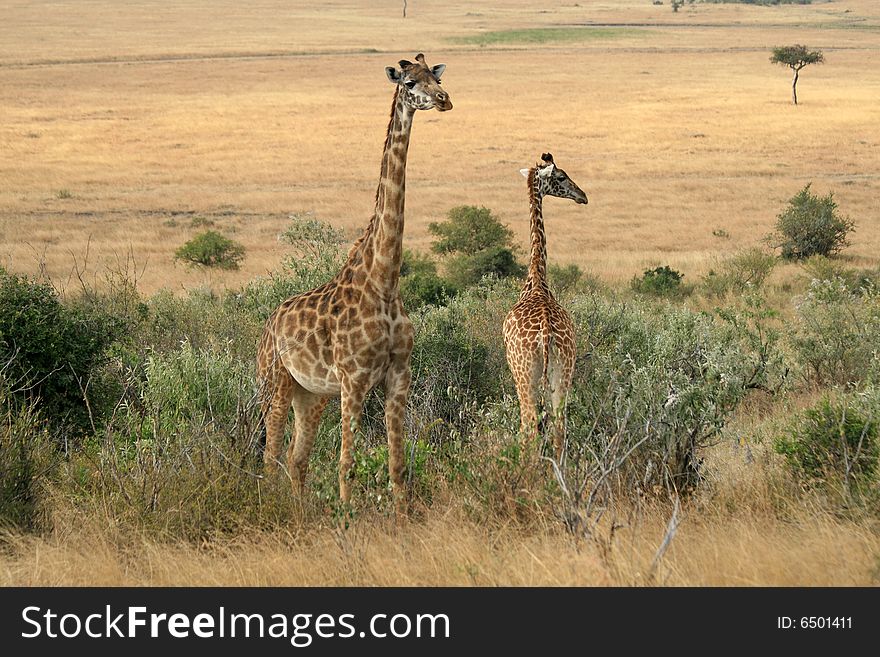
[503,153,588,461]
[257,54,452,513]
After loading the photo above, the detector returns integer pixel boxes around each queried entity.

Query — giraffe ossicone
[503,153,588,462]
[256,54,451,514]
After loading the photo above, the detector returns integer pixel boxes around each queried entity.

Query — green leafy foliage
[174,230,246,270]
[701,248,777,297]
[429,206,525,288]
[800,256,880,296]
[770,44,824,69]
[548,263,583,295]
[631,265,687,298]
[770,184,854,260]
[774,395,878,498]
[400,250,456,309]
[0,393,53,531]
[0,271,121,436]
[566,293,786,494]
[791,279,880,386]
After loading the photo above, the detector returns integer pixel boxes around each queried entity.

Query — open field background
[1,0,878,293]
[2,1,880,587]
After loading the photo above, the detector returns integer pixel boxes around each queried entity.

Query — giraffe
[502,153,588,461]
[256,54,452,513]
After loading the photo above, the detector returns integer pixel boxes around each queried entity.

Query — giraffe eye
[405,80,416,89]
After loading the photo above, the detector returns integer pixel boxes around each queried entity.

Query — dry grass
[1,0,878,293]
[2,437,878,587]
[3,499,878,586]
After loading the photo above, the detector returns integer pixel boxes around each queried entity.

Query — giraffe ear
[519,168,530,178]
[385,67,402,84]
[431,64,446,81]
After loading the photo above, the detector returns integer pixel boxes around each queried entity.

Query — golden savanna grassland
[2,1,880,586]
[1,0,878,293]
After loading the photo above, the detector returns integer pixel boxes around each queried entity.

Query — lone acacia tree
[770,45,824,105]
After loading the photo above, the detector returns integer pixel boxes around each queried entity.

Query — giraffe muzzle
[435,92,453,111]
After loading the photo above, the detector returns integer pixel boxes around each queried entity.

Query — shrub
[429,206,525,288]
[0,392,53,531]
[565,293,786,495]
[233,216,346,321]
[791,279,880,386]
[701,248,777,297]
[800,255,880,295]
[277,215,345,294]
[429,206,514,256]
[548,263,583,295]
[445,247,525,289]
[0,271,121,436]
[770,184,854,260]
[774,395,879,499]
[631,265,687,298]
[174,230,245,270]
[115,286,259,373]
[400,250,455,309]
[137,341,257,434]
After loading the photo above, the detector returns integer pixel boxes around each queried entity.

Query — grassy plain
[1,0,878,293]
[1,1,880,586]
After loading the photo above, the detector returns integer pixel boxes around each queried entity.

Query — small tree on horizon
[770,45,824,105]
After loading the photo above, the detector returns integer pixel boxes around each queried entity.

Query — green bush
[400,250,455,309]
[0,271,121,436]
[770,184,854,260]
[791,279,880,387]
[429,206,525,288]
[135,288,262,362]
[444,247,526,289]
[701,248,777,297]
[548,263,583,295]
[800,255,880,296]
[566,293,786,494]
[138,341,257,433]
[174,230,246,270]
[774,395,879,498]
[631,265,687,298]
[0,392,53,531]
[429,206,514,256]
[229,216,346,322]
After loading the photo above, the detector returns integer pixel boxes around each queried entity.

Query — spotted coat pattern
[502,153,588,460]
[256,55,451,513]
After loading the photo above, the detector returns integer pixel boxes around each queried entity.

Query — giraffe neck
[523,169,550,297]
[345,88,414,299]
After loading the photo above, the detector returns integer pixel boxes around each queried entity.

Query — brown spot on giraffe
[256,54,451,515]
[503,153,588,462]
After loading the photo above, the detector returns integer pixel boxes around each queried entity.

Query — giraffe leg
[339,376,367,506]
[260,364,295,472]
[287,389,330,494]
[384,354,412,518]
[547,387,569,464]
[513,371,539,453]
[546,356,574,464]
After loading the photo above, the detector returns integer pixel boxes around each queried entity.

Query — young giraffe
[503,153,588,460]
[257,54,452,512]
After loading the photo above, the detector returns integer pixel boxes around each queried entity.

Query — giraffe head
[385,53,452,112]
[520,153,588,205]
